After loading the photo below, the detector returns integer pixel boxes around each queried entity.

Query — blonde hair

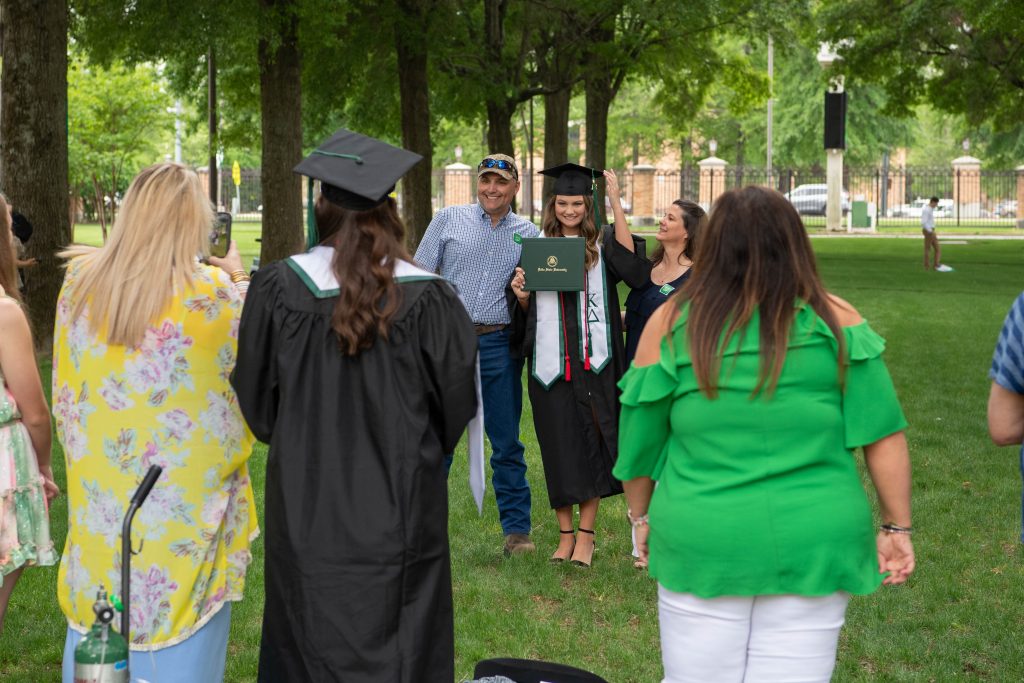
[61,162,213,347]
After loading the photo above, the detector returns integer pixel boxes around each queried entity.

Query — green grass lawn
[4,236,1024,681]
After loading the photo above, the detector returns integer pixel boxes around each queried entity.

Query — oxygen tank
[73,586,129,683]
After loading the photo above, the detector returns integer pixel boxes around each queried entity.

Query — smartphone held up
[209,211,232,258]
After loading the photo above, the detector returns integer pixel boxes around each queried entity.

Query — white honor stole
[287,246,487,515]
[532,235,611,388]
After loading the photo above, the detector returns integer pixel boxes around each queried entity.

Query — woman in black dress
[623,198,707,364]
[232,130,478,682]
[509,164,649,567]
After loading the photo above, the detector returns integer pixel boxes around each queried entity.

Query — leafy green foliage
[686,38,914,169]
[817,0,1024,128]
[67,56,173,227]
[71,0,263,157]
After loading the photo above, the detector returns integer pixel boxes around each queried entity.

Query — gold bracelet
[229,270,250,284]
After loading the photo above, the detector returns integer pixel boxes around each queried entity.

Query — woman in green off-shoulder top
[615,186,914,683]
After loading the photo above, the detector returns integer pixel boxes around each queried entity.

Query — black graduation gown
[231,261,478,683]
[509,228,650,509]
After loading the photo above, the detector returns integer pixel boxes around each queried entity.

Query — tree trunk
[0,0,70,346]
[486,100,516,155]
[92,178,107,242]
[395,0,434,249]
[483,0,516,156]
[109,163,118,226]
[258,0,304,266]
[208,47,218,207]
[585,72,614,218]
[541,86,570,200]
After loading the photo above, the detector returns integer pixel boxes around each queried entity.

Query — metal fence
[226,165,1022,227]
[689,166,1020,227]
[213,167,264,222]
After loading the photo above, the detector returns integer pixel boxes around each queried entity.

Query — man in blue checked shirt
[415,153,540,556]
[989,291,1024,541]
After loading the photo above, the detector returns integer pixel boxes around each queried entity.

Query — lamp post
[817,43,846,232]
[166,100,183,163]
[767,36,774,187]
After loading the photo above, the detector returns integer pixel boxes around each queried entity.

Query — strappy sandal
[570,527,595,568]
[550,529,576,563]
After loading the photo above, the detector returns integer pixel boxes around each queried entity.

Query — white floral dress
[53,263,258,649]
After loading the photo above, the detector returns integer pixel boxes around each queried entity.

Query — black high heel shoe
[550,529,576,563]
[570,527,595,568]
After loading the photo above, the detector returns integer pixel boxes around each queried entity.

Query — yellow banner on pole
[232,161,241,187]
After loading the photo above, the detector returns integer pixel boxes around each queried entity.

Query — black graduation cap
[473,658,609,683]
[539,162,601,196]
[293,129,423,211]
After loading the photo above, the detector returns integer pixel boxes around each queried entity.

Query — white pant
[658,586,850,683]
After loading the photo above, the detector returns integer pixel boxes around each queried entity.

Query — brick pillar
[951,155,981,217]
[444,163,472,207]
[698,156,728,209]
[631,164,656,226]
[1017,165,1024,229]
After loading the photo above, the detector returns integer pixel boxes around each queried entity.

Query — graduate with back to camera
[231,130,479,682]
[509,163,649,567]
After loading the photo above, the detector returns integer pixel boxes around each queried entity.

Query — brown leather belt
[474,323,507,336]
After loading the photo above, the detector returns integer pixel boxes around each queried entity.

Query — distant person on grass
[509,164,650,567]
[921,196,941,270]
[0,194,58,634]
[617,186,915,683]
[54,163,257,682]
[987,292,1024,541]
[0,195,38,296]
[233,131,477,681]
[415,153,540,557]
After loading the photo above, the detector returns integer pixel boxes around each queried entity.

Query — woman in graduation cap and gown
[509,164,650,567]
[231,130,479,682]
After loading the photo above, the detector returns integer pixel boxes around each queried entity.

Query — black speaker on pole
[824,92,847,149]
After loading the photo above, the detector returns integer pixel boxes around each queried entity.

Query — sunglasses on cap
[478,158,518,179]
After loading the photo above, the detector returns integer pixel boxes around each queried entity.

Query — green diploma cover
[521,237,585,291]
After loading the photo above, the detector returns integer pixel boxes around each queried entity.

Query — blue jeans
[447,328,531,535]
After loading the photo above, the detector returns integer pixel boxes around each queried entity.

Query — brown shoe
[503,533,536,556]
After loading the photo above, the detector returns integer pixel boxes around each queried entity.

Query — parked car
[784,184,849,216]
[995,200,1018,218]
[888,197,952,219]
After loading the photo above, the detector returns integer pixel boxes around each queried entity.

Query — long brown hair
[651,200,707,266]
[677,186,844,398]
[0,196,21,303]
[541,194,599,269]
[317,195,411,355]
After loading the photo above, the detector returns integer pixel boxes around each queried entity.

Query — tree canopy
[817,0,1024,129]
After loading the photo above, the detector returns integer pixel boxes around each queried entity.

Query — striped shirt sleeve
[990,292,1024,394]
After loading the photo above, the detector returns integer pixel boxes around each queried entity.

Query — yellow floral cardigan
[53,263,258,649]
